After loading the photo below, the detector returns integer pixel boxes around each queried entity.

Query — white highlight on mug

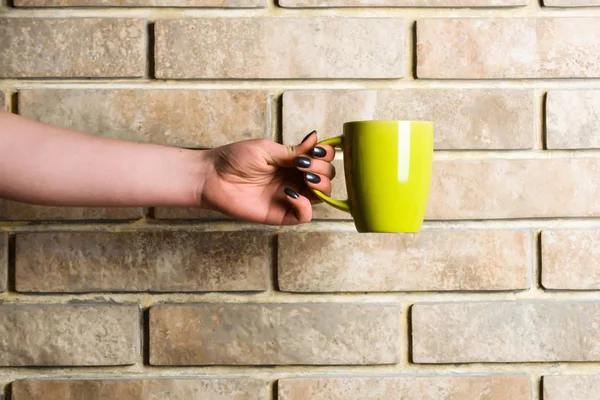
[397,121,411,183]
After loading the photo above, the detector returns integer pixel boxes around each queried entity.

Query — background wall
[1,0,600,399]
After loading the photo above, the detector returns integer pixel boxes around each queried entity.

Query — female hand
[199,131,337,225]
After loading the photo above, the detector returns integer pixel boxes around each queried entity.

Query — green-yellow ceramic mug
[311,120,434,233]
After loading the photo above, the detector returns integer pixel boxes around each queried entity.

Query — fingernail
[311,146,327,158]
[294,156,312,168]
[284,188,299,199]
[301,130,317,144]
[305,172,321,184]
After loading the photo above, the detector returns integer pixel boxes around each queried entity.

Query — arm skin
[0,111,208,208]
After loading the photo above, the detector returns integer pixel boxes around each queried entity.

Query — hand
[199,131,336,225]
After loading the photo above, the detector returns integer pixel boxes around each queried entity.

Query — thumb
[267,130,318,167]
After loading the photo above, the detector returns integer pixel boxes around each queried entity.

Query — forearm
[0,111,207,207]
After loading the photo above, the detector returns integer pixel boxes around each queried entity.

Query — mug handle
[309,135,351,213]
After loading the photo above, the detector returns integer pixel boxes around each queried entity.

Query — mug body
[342,120,434,233]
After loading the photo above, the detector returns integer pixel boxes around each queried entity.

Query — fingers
[303,171,332,197]
[293,157,335,180]
[266,130,319,168]
[282,187,312,224]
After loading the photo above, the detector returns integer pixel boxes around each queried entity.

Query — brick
[155,18,404,79]
[279,376,531,400]
[281,0,526,6]
[543,375,600,400]
[0,304,138,366]
[427,158,600,220]
[0,19,146,78]
[19,90,271,148]
[417,18,600,79]
[412,301,600,363]
[150,303,401,365]
[0,91,6,111]
[12,378,266,400]
[0,233,6,293]
[15,0,264,6]
[16,231,268,292]
[544,0,600,5]
[546,90,600,149]
[283,89,534,149]
[278,230,530,292]
[154,207,233,219]
[0,200,141,221]
[541,230,600,290]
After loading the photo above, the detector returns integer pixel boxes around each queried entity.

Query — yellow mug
[311,120,434,233]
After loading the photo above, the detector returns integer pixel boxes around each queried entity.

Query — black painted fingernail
[284,188,299,199]
[301,130,317,144]
[305,172,321,184]
[311,146,327,158]
[294,156,311,168]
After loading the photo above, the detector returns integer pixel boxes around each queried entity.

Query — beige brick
[0,91,6,111]
[281,0,526,6]
[283,90,534,149]
[543,375,600,400]
[16,231,268,292]
[427,158,600,220]
[150,303,401,365]
[541,230,600,290]
[155,18,404,79]
[412,301,600,363]
[544,0,600,5]
[417,18,600,79]
[0,200,141,221]
[13,378,266,400]
[0,304,138,366]
[279,376,531,400]
[0,233,6,293]
[547,90,600,149]
[0,18,146,78]
[154,207,233,220]
[19,90,271,148]
[278,231,530,292]
[15,0,264,6]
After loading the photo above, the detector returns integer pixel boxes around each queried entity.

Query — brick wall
[1,0,600,398]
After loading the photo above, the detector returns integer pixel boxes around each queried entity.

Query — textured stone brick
[281,0,526,6]
[417,18,600,78]
[150,303,401,365]
[541,230,600,290]
[279,376,531,400]
[545,0,600,5]
[0,304,138,366]
[154,207,233,220]
[16,231,268,292]
[0,91,6,111]
[543,375,600,400]
[15,0,264,6]
[0,200,141,221]
[12,378,266,400]
[278,231,530,292]
[412,301,600,363]
[0,18,146,78]
[546,90,600,149]
[283,89,534,149]
[155,18,404,79]
[427,158,600,220]
[0,233,6,293]
[19,90,271,148]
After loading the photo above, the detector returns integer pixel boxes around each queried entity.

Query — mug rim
[343,119,433,125]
